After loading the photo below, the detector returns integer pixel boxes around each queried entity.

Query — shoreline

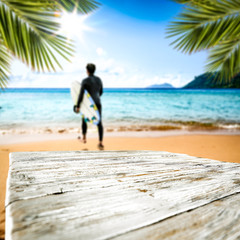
[1,129,240,145]
[1,132,240,239]
[1,121,240,137]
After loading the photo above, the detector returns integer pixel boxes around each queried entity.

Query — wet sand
[1,134,240,239]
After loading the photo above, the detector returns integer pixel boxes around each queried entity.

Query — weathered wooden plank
[112,193,240,240]
[5,151,240,240]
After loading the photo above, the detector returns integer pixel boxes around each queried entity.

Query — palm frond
[0,38,12,89]
[207,38,240,82]
[0,0,100,88]
[0,0,74,72]
[167,0,240,81]
[167,1,240,53]
[57,0,101,13]
[173,0,216,6]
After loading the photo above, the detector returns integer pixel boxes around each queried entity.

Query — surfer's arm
[99,79,103,96]
[73,106,80,113]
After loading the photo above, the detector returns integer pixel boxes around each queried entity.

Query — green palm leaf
[167,0,240,81]
[0,0,100,89]
[207,37,240,81]
[0,37,11,89]
[1,1,72,72]
[57,0,100,13]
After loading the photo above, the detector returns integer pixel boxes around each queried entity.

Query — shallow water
[0,88,240,133]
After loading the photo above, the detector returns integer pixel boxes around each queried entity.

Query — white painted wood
[112,193,240,240]
[5,151,240,240]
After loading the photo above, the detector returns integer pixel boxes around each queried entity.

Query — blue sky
[9,0,207,88]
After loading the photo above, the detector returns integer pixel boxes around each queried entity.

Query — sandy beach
[1,132,240,239]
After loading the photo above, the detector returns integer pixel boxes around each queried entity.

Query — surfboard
[71,81,100,125]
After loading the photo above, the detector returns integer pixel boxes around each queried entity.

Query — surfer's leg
[97,120,104,150]
[97,104,104,150]
[82,119,87,143]
[98,121,103,142]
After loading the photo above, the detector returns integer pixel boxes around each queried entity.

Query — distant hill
[184,72,240,89]
[147,83,174,89]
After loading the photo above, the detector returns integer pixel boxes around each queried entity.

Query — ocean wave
[1,121,240,136]
[105,122,240,132]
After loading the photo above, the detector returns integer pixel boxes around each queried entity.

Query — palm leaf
[207,38,240,82]
[57,0,100,13]
[167,0,240,81]
[0,0,100,88]
[173,0,216,5]
[0,39,11,89]
[1,0,73,72]
[167,1,240,52]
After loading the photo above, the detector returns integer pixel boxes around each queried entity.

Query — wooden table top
[5,151,240,240]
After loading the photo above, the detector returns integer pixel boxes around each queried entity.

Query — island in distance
[146,83,175,89]
[146,72,240,90]
[183,72,240,89]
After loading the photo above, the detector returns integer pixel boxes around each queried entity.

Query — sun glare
[59,11,93,42]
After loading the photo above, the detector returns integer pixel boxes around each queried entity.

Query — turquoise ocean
[0,88,240,134]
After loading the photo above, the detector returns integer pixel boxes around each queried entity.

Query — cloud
[8,62,188,88]
[96,47,107,56]
[8,48,191,88]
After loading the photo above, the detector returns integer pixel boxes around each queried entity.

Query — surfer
[75,63,104,150]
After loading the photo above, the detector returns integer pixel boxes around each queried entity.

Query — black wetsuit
[77,75,103,141]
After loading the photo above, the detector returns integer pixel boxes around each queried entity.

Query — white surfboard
[71,81,100,125]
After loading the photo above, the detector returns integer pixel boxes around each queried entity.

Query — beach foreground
[1,133,240,239]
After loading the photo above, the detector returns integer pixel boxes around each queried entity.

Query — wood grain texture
[5,151,240,240]
[113,193,240,240]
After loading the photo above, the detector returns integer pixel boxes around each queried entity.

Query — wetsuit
[77,75,103,141]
